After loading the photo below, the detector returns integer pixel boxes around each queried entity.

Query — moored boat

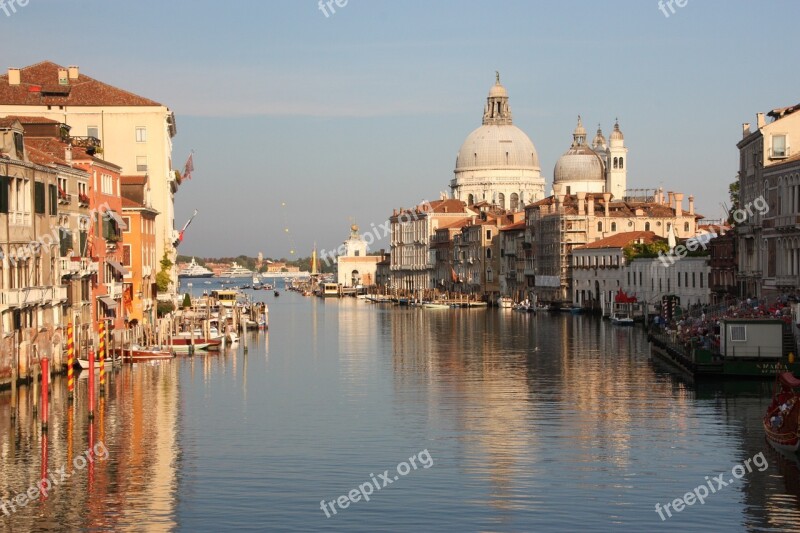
[114,345,174,362]
[497,296,513,308]
[764,370,800,453]
[422,302,450,309]
[77,355,117,370]
[610,312,634,325]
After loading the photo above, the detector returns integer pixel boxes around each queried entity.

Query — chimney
[65,144,72,163]
[757,113,765,129]
[7,68,20,85]
[688,195,694,215]
[68,66,79,80]
[667,191,674,209]
[577,191,586,216]
[587,195,595,216]
[556,194,565,213]
[58,68,68,85]
[674,192,683,217]
[742,123,751,138]
[602,193,611,217]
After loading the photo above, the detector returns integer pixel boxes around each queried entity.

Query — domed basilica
[451,73,545,210]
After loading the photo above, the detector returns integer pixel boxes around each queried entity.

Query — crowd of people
[651,293,798,354]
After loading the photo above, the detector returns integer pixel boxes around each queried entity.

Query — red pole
[67,322,74,401]
[88,349,95,420]
[98,321,106,394]
[41,358,49,431]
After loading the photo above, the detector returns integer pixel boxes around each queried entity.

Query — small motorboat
[76,355,117,370]
[764,370,800,453]
[422,302,450,309]
[610,312,634,326]
[114,345,174,362]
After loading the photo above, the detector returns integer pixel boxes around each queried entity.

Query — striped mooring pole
[67,322,74,402]
[98,321,106,394]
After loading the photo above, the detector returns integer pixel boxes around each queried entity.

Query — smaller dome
[610,119,624,141]
[488,71,508,98]
[351,224,359,232]
[573,115,586,138]
[592,124,606,149]
[554,146,605,183]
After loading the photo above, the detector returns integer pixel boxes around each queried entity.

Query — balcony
[105,282,124,296]
[78,193,90,207]
[0,286,66,307]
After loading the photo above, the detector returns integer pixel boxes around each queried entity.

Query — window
[613,157,618,169]
[598,222,603,231]
[730,325,746,342]
[692,272,696,288]
[486,248,492,259]
[510,193,519,211]
[59,227,73,257]
[34,182,45,214]
[772,135,787,158]
[486,230,492,240]
[48,184,57,215]
[611,222,616,231]
[619,157,624,169]
[700,272,704,288]
[354,250,360,257]
[123,244,131,266]
[79,231,87,254]
[135,127,147,143]
[87,126,99,139]
[678,273,681,287]
[13,132,24,159]
[122,217,131,233]
[136,156,148,172]
[645,222,650,231]
[0,176,8,213]
[685,272,688,286]
[684,222,689,232]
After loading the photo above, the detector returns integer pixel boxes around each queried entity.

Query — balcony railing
[0,286,67,306]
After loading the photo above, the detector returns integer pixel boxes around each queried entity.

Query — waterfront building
[736,104,800,298]
[572,231,711,312]
[432,218,472,293]
[0,62,180,295]
[335,224,382,288]
[527,189,700,304]
[71,146,127,331]
[20,117,95,341]
[389,199,477,292]
[499,220,527,301]
[450,74,545,208]
[121,176,158,324]
[708,227,737,304]
[0,118,68,364]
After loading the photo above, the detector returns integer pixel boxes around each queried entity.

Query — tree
[727,179,740,225]
[182,293,192,308]
[156,252,173,293]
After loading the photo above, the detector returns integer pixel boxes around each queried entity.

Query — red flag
[182,153,194,181]
[451,267,458,283]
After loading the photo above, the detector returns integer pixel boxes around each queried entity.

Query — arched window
[498,193,505,209]
[645,222,650,231]
[467,194,474,205]
[611,222,617,231]
[684,222,689,232]
[510,193,519,211]
[598,221,603,231]
[613,157,618,169]
[486,248,492,259]
[619,157,624,169]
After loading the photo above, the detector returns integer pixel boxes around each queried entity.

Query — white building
[450,73,545,209]
[336,224,381,288]
[572,231,711,312]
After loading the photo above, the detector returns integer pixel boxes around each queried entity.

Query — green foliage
[157,300,175,317]
[624,240,670,261]
[182,293,191,308]
[727,179,740,225]
[156,252,173,293]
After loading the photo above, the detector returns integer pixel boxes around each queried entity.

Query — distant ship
[178,257,214,279]
[218,262,254,278]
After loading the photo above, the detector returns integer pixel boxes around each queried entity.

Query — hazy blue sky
[4,0,799,258]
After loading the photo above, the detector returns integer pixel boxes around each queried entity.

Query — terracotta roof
[0,61,163,107]
[4,115,60,124]
[121,175,147,185]
[500,220,526,231]
[576,231,662,250]
[768,103,800,120]
[0,117,21,128]
[26,143,69,166]
[121,197,144,209]
[437,218,472,230]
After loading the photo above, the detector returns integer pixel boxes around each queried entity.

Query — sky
[3,0,799,258]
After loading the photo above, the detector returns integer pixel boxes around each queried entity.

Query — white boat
[76,355,117,370]
[497,296,513,308]
[178,257,214,278]
[610,312,635,326]
[422,302,450,309]
[218,262,254,278]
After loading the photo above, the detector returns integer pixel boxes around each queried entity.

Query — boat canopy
[779,372,800,390]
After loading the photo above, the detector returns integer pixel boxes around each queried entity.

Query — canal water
[2,288,800,532]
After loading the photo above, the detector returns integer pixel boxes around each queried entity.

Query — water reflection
[0,361,179,531]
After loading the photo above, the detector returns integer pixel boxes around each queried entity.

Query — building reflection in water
[0,361,179,530]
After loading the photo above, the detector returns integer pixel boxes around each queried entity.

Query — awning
[107,210,128,230]
[106,259,129,276]
[98,296,118,309]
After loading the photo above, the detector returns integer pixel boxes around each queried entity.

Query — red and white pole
[41,357,49,431]
[67,322,75,401]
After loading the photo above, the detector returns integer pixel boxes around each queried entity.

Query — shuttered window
[0,176,8,213]
[34,182,45,214]
[48,184,58,215]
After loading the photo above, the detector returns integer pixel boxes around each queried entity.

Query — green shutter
[34,182,45,214]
